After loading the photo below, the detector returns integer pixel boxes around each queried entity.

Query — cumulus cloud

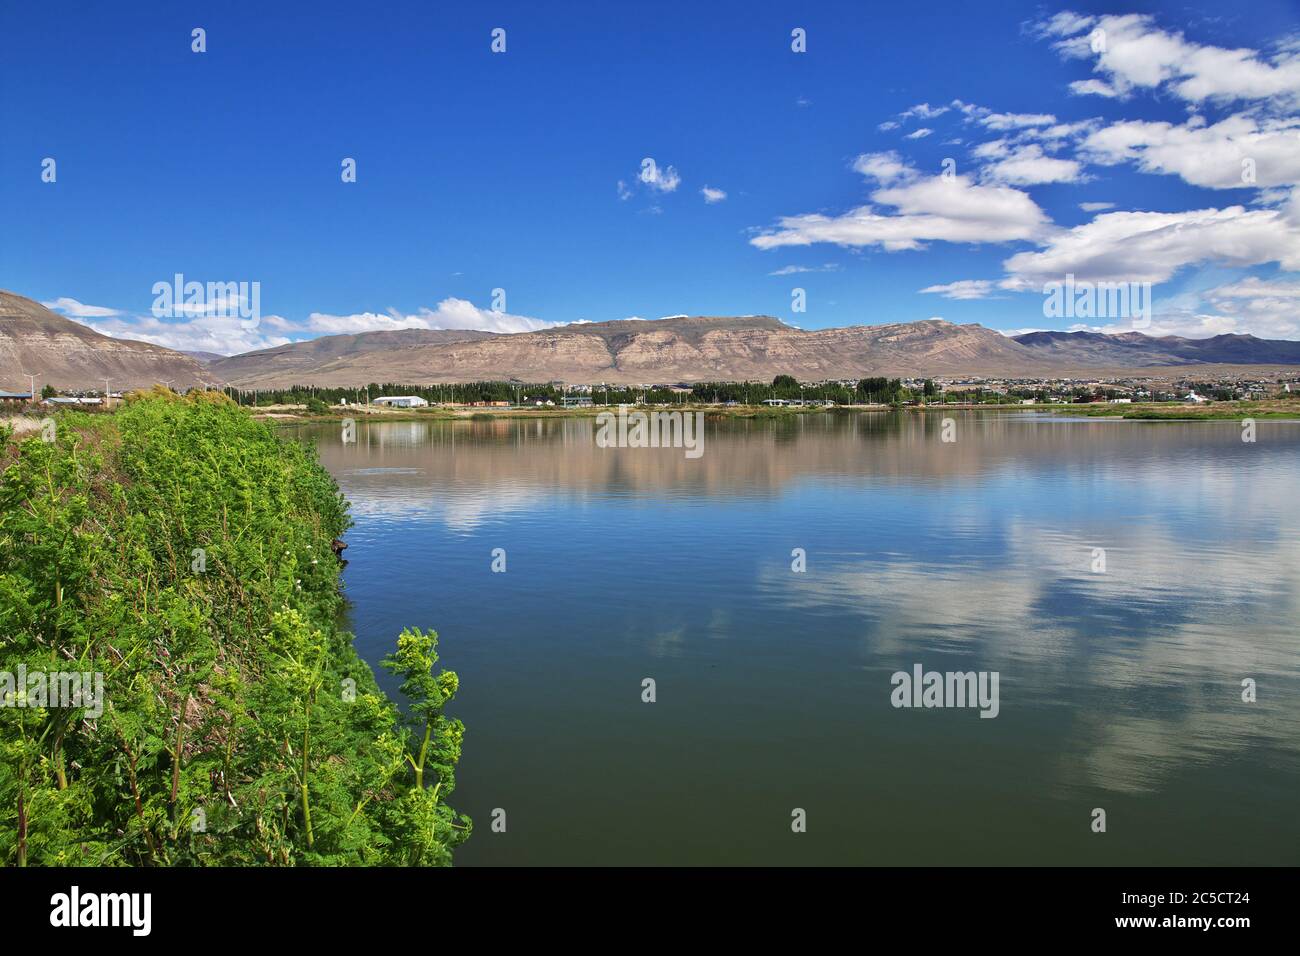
[1081,113,1300,189]
[1079,201,1116,212]
[1198,276,1300,338]
[74,295,563,356]
[768,263,840,276]
[1001,191,1300,286]
[851,151,912,185]
[83,312,294,355]
[978,142,1087,185]
[1038,12,1300,107]
[904,127,933,140]
[307,297,557,336]
[919,279,996,300]
[752,153,1054,252]
[701,185,727,203]
[901,102,951,121]
[1069,79,1120,99]
[43,297,122,318]
[953,100,1056,130]
[637,158,680,193]
[880,102,950,130]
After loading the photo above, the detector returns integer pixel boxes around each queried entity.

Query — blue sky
[2,0,1299,354]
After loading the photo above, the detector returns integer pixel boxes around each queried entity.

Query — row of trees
[0,389,469,865]
[222,377,951,408]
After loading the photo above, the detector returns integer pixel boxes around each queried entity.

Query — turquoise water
[295,411,1300,865]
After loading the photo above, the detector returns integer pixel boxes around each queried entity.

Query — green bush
[0,389,469,866]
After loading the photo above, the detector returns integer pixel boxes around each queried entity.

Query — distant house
[43,396,102,407]
[0,392,33,405]
[1108,398,1132,404]
[561,396,593,408]
[1185,391,1208,404]
[372,396,428,408]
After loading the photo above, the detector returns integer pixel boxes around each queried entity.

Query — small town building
[42,396,102,406]
[372,396,428,408]
[0,392,33,405]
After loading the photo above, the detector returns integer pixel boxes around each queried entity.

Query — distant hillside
[207,328,495,384]
[210,315,1051,386]
[1012,330,1300,367]
[9,288,1298,392]
[0,291,215,391]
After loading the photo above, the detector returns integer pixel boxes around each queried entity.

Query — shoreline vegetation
[230,397,1300,425]
[0,388,469,866]
[189,376,1300,424]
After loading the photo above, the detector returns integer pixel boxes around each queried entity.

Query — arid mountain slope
[205,328,495,384]
[210,316,1054,386]
[1013,330,1300,366]
[0,291,215,391]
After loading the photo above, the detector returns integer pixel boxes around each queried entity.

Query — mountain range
[3,290,1299,391]
[206,314,1300,386]
[0,291,214,392]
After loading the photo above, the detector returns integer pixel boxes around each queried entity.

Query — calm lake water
[293,411,1300,866]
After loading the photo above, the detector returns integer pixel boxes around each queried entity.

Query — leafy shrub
[0,390,469,865]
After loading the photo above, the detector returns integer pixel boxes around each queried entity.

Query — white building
[372,396,428,408]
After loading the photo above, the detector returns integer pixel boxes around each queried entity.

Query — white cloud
[1081,113,1300,189]
[1199,276,1300,338]
[701,185,727,203]
[881,102,950,130]
[981,111,1057,131]
[1040,12,1300,107]
[43,297,122,318]
[1209,275,1300,301]
[1030,11,1096,40]
[901,102,950,120]
[307,297,557,336]
[851,151,912,185]
[1069,79,1120,99]
[919,279,996,300]
[953,100,1056,130]
[979,142,1086,185]
[616,180,632,200]
[768,263,840,276]
[753,153,1053,252]
[84,313,293,355]
[638,158,680,193]
[904,127,933,140]
[1079,201,1116,212]
[1067,313,1249,339]
[1001,191,1300,286]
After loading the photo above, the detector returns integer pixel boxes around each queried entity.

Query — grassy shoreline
[239,397,1300,426]
[0,390,469,866]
